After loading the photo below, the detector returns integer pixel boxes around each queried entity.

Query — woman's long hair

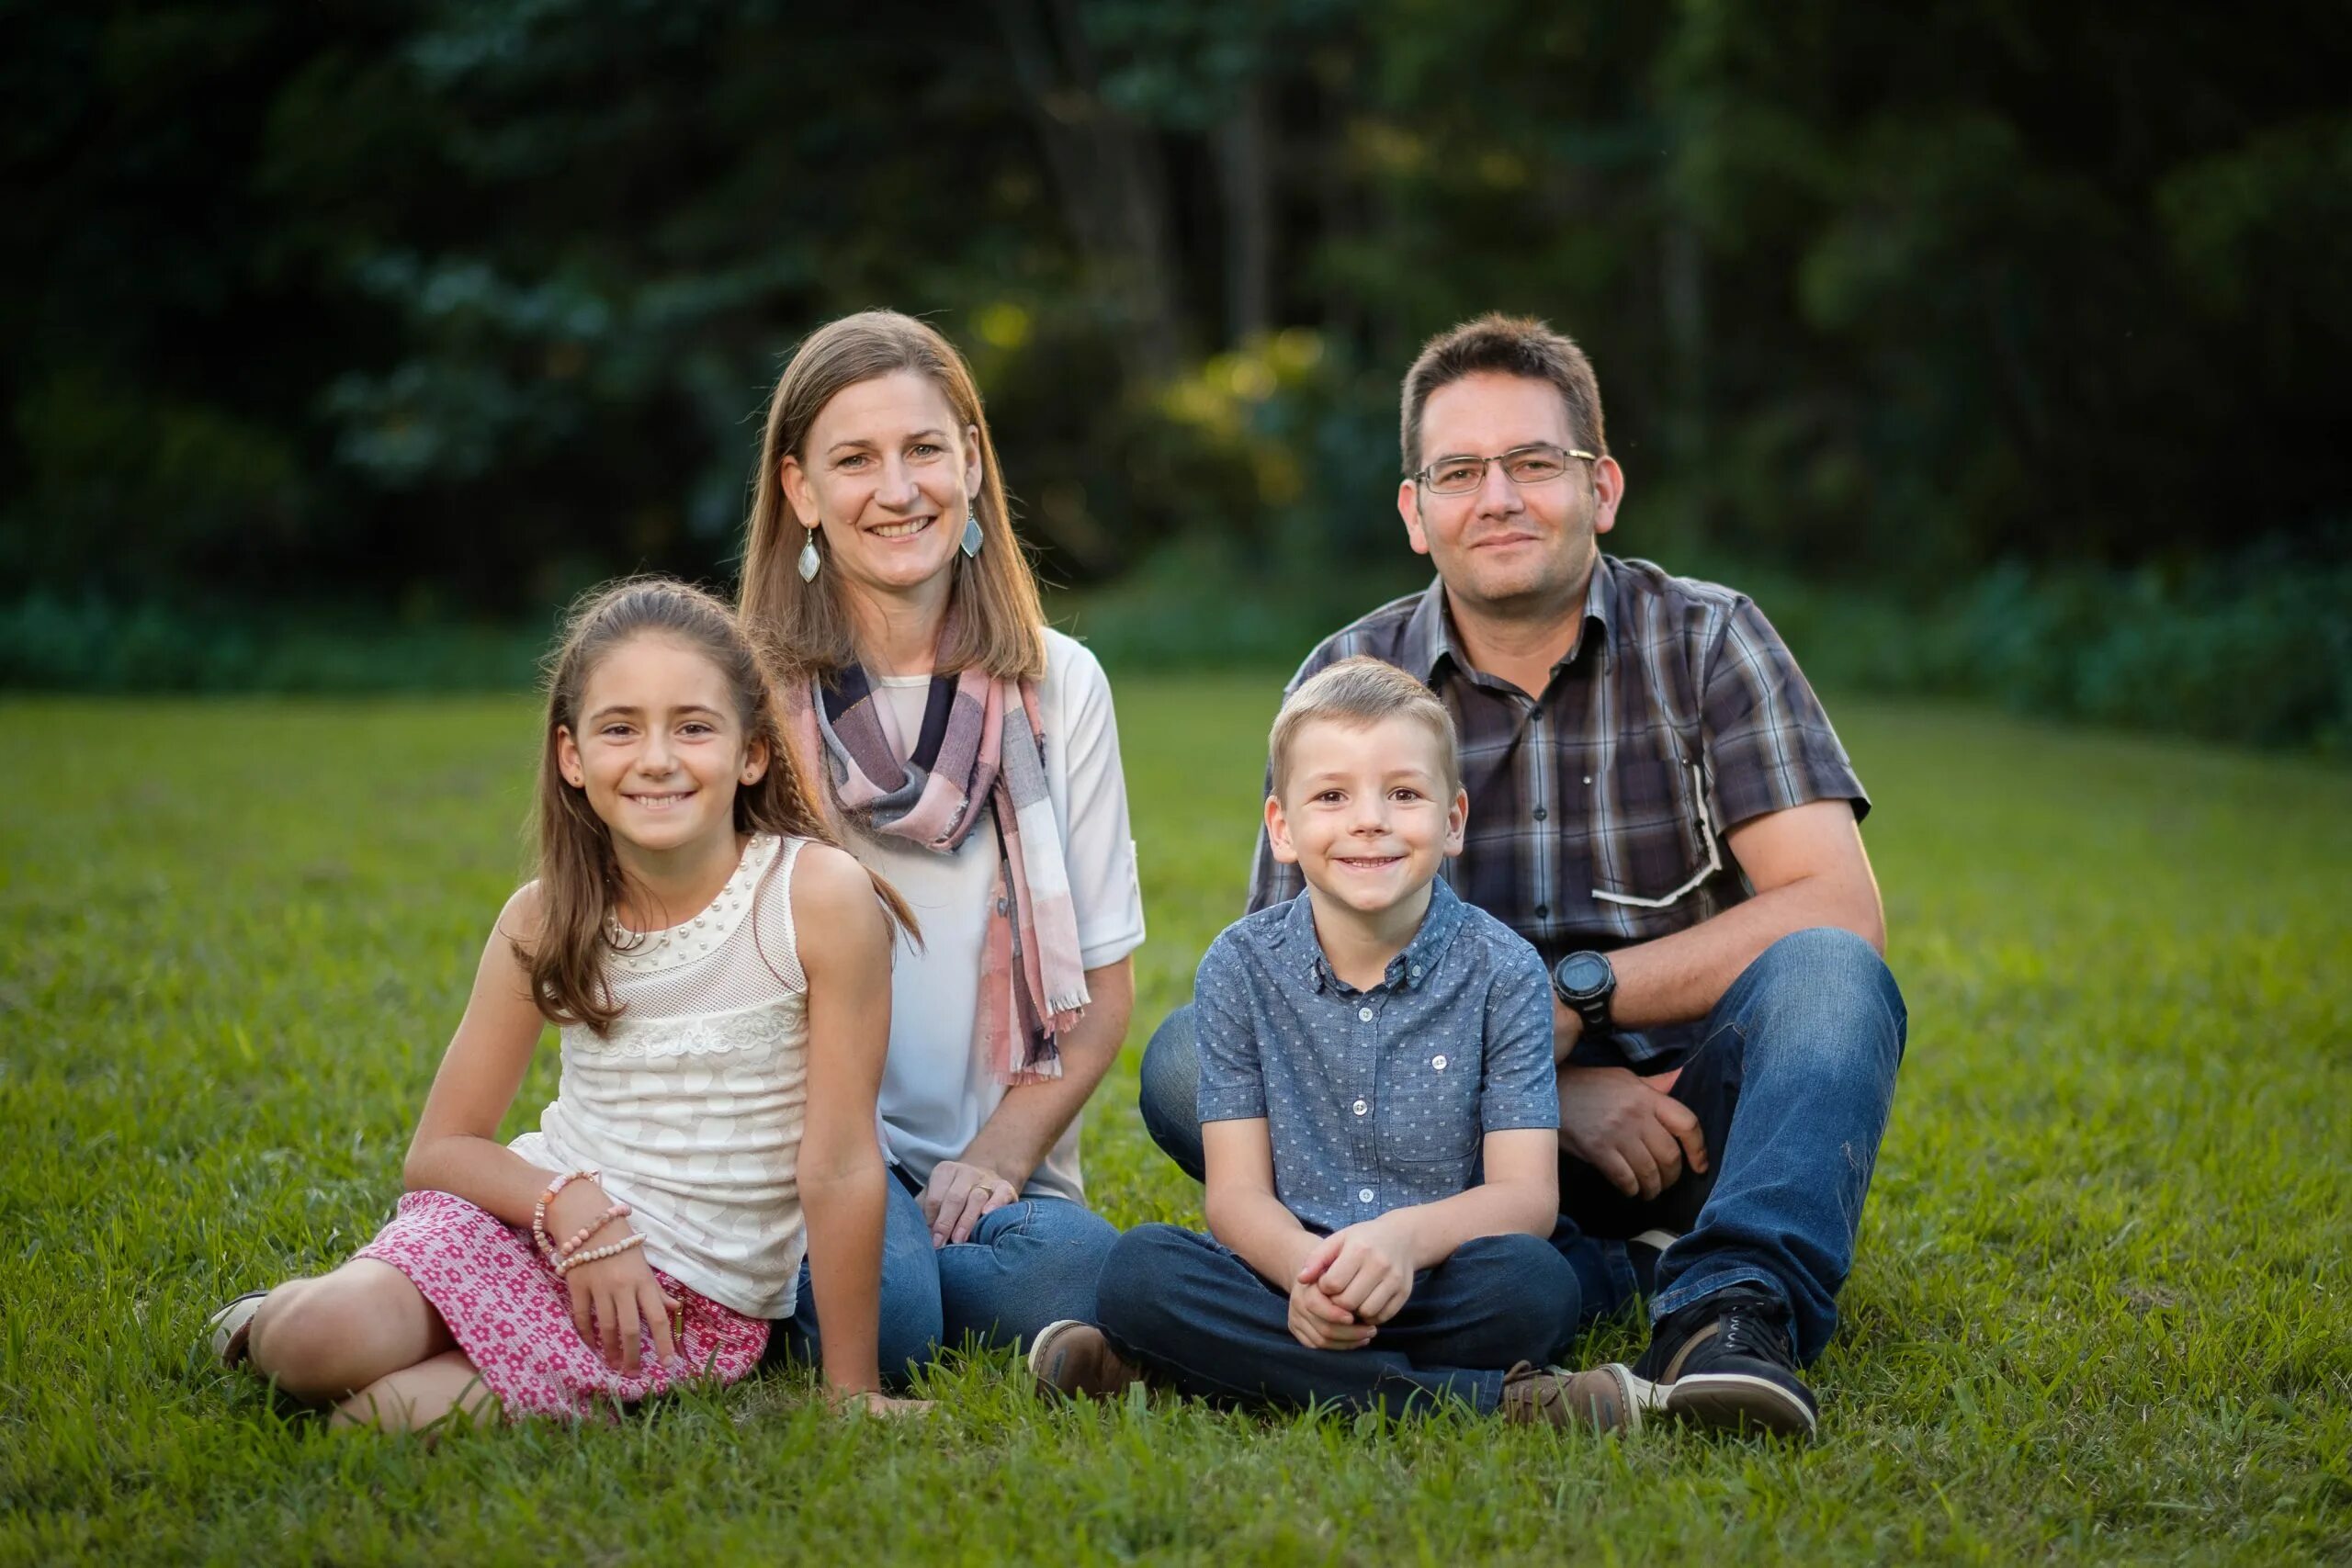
[526,576,916,1034]
[739,310,1046,684]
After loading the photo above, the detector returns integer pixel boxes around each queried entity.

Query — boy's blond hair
[1270,656,1462,798]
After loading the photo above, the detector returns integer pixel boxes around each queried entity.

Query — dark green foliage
[1745,552,2352,757]
[5,2,2347,733]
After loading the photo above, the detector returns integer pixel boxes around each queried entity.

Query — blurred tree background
[5,0,2347,746]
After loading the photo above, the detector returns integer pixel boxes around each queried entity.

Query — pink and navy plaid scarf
[782,626,1088,1085]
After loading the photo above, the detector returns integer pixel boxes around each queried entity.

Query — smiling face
[555,632,767,863]
[779,369,982,607]
[1397,371,1623,621]
[1267,714,1468,921]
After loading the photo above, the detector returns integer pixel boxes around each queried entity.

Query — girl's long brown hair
[739,310,1047,684]
[525,576,916,1034]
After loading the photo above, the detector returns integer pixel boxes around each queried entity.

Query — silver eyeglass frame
[1409,443,1599,496]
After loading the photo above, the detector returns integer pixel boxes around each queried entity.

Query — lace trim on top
[604,833,779,976]
[566,993,806,1059]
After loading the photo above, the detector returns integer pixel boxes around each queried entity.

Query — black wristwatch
[1550,950,1617,1036]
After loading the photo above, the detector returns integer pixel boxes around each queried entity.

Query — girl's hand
[831,1388,933,1417]
[562,1224,683,1375]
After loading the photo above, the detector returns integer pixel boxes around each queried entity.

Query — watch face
[1555,951,1610,997]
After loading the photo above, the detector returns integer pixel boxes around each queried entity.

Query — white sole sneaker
[206,1290,269,1366]
[1582,1362,1668,1433]
[1027,1319,1143,1400]
[1661,1370,1818,1438]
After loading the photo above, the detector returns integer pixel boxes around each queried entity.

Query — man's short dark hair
[1399,313,1609,474]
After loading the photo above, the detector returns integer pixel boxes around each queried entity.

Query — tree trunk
[1214,75,1273,344]
[990,0,1186,382]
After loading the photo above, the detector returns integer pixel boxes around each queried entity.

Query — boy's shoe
[1634,1285,1817,1438]
[1028,1320,1144,1400]
[206,1290,269,1368]
[1499,1361,1657,1433]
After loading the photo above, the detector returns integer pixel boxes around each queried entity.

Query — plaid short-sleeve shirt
[1246,556,1869,1068]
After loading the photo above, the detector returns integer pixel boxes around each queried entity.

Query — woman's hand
[918,1159,1020,1247]
[560,1217,682,1375]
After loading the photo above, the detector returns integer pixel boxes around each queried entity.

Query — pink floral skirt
[354,1190,769,1420]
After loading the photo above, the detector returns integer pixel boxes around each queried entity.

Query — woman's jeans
[771,1165,1117,1382]
[1139,927,1906,1365]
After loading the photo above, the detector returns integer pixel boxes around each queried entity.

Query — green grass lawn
[4,681,2348,1563]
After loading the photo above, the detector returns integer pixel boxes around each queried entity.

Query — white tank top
[510,833,810,1318]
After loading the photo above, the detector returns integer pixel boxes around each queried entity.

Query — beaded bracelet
[532,1168,602,1265]
[556,1201,633,1260]
[554,1231,645,1277]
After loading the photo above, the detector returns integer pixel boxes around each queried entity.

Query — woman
[740,310,1143,1374]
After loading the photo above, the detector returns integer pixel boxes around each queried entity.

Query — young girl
[208,579,925,1427]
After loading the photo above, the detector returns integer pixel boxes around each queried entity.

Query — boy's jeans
[771,1165,1117,1382]
[1096,1224,1579,1415]
[1138,927,1907,1364]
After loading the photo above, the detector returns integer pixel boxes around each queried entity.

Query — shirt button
[1359,1188,1375,1204]
[1529,709,1542,723]
[1408,965,1422,980]
[1433,1055,1449,1071]
[1583,775,1593,785]
[1535,905,1549,918]
[1532,807,1547,821]
[1358,1006,1374,1022]
[1352,1099,1368,1115]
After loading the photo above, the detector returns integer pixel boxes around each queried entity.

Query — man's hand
[1556,1065,1707,1200]
[1300,1214,1419,1326]
[919,1158,1020,1247]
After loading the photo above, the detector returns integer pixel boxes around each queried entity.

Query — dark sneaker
[1498,1360,1657,1433]
[1625,1228,1679,1298]
[206,1290,269,1368]
[1634,1286,1817,1438]
[1028,1319,1144,1400]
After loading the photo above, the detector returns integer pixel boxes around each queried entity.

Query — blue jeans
[1097,1224,1578,1415]
[771,1166,1119,1382]
[1138,926,1906,1365]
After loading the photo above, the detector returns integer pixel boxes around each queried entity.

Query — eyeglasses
[1411,442,1597,496]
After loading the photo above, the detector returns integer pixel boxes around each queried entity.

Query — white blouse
[851,629,1147,1204]
[510,833,812,1318]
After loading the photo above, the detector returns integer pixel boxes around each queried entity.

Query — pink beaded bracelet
[554,1231,645,1277]
[531,1168,602,1266]
[556,1201,632,1259]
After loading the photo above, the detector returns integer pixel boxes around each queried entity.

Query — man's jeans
[1097,1224,1578,1415]
[770,1165,1118,1382]
[1138,926,1907,1364]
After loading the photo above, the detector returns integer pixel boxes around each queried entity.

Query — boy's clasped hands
[1286,1213,1420,1350]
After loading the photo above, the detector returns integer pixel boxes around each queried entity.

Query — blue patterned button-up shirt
[1193,879,1559,1234]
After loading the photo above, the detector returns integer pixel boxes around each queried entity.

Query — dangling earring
[960,507,984,558]
[797,525,821,582]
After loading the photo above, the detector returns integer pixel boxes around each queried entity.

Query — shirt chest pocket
[1374,1046,1485,1164]
[1587,745,1721,940]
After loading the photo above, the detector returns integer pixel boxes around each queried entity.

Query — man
[1137,313,1906,1438]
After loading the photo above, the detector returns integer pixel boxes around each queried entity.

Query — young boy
[1032,658,1645,1425]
